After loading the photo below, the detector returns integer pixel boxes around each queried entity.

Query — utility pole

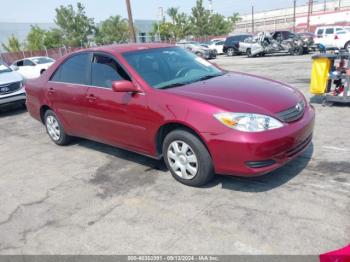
[293,0,296,32]
[251,4,254,34]
[324,0,326,12]
[339,0,342,10]
[307,0,313,32]
[125,0,137,43]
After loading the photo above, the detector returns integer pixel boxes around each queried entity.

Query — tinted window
[16,60,24,67]
[325,28,334,34]
[51,53,90,85]
[317,29,324,35]
[91,54,130,88]
[24,60,35,66]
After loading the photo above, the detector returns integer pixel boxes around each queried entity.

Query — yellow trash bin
[310,54,336,95]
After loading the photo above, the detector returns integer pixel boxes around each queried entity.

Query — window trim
[89,51,132,90]
[48,51,93,85]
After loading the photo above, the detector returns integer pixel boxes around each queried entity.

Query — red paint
[320,244,350,262]
[25,44,315,176]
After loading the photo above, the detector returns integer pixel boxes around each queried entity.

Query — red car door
[86,52,152,155]
[47,52,91,137]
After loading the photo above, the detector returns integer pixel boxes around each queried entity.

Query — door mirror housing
[112,80,140,93]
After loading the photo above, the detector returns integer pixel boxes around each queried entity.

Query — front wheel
[44,110,71,145]
[227,48,235,56]
[163,129,214,187]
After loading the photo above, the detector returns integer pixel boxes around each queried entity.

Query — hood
[0,70,23,85]
[166,72,303,115]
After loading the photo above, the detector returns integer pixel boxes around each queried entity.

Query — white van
[314,26,350,48]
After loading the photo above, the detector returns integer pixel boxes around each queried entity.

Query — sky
[0,0,308,23]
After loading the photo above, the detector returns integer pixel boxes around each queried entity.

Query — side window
[52,53,90,85]
[317,29,324,36]
[24,59,35,66]
[91,54,130,89]
[216,41,224,45]
[325,28,334,35]
[16,60,24,67]
[336,28,343,32]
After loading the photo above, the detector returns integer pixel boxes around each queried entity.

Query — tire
[345,41,350,53]
[247,48,253,58]
[227,48,235,56]
[195,52,203,58]
[44,110,71,145]
[163,129,214,187]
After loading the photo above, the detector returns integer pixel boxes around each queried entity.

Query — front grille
[277,100,305,123]
[0,82,22,96]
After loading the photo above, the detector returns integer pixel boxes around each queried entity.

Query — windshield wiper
[195,73,224,82]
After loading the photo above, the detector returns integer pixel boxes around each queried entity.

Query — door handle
[87,94,96,102]
[48,87,55,94]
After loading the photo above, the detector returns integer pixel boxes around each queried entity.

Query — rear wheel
[163,129,214,187]
[227,48,235,56]
[44,110,71,145]
[345,41,350,52]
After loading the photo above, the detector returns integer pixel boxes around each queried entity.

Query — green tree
[167,7,179,25]
[26,25,46,51]
[228,12,241,31]
[95,15,129,45]
[190,0,211,37]
[1,35,21,52]
[151,22,173,41]
[44,29,64,48]
[208,14,232,35]
[54,2,95,47]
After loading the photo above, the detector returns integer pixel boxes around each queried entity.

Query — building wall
[234,0,350,33]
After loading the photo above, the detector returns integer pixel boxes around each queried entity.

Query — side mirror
[112,80,140,93]
[10,65,19,71]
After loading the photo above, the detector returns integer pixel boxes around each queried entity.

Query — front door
[86,53,151,154]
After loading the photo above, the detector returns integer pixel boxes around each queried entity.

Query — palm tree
[167,7,179,25]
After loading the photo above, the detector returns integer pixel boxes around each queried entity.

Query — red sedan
[25,44,315,187]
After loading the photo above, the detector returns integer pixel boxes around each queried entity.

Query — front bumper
[0,89,26,106]
[204,104,315,176]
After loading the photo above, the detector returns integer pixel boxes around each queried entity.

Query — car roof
[86,43,174,54]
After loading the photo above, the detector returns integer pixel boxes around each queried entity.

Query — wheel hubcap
[167,140,198,180]
[46,115,61,141]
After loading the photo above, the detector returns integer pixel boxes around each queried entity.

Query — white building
[234,0,350,33]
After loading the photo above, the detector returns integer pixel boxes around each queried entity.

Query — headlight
[214,112,283,132]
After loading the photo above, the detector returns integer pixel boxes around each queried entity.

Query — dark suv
[223,34,252,56]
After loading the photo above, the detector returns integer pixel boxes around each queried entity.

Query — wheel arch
[155,121,212,158]
[40,105,52,123]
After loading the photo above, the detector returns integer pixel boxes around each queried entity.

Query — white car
[314,26,350,49]
[208,40,225,54]
[333,30,350,51]
[11,56,55,79]
[0,61,25,108]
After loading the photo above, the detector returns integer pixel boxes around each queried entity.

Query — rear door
[324,28,335,47]
[47,52,91,136]
[86,52,150,153]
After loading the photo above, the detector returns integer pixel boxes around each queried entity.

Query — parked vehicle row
[25,44,315,187]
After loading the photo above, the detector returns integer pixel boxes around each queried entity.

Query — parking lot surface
[0,54,349,255]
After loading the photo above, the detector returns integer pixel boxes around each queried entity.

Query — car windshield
[123,47,224,89]
[31,57,54,64]
[0,62,12,73]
